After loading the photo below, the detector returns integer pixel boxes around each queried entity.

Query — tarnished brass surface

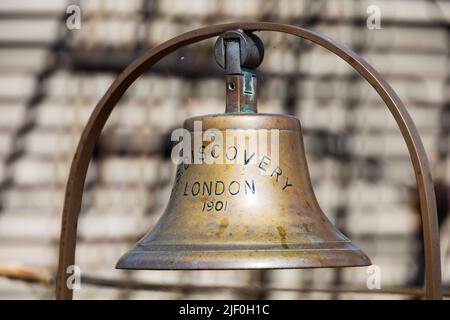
[56,22,441,300]
[116,114,370,269]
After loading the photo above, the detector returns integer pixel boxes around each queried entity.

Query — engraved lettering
[183,180,256,197]
[258,156,271,171]
[244,149,255,165]
[244,180,256,195]
[191,182,200,196]
[175,167,183,183]
[216,201,224,211]
[226,146,237,161]
[211,144,220,159]
[271,166,282,182]
[229,181,240,195]
[203,181,212,196]
[282,177,293,190]
[215,181,225,195]
[198,145,206,161]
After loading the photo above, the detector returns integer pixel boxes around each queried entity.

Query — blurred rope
[0,263,53,285]
[1,263,449,298]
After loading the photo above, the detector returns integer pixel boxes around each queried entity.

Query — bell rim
[115,244,371,270]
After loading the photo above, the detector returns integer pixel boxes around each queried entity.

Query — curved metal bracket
[56,22,442,300]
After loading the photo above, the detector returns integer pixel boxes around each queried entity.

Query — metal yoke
[214,30,264,113]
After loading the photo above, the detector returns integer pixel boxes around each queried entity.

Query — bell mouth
[116,242,371,270]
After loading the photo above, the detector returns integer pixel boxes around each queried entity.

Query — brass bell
[116,30,370,270]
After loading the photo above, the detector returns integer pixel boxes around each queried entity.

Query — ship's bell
[116,113,370,269]
[116,30,370,270]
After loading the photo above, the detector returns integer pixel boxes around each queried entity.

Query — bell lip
[115,243,371,270]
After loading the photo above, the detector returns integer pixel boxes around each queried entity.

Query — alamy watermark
[366,265,382,290]
[66,265,81,290]
[66,5,81,30]
[366,5,382,30]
